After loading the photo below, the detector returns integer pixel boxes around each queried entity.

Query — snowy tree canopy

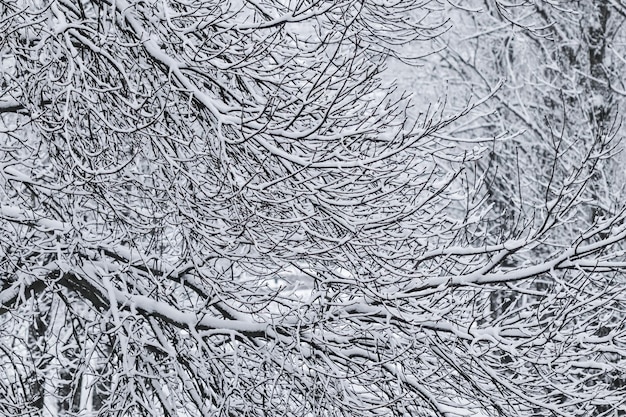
[1,0,626,416]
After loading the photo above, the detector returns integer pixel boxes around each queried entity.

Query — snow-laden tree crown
[1,0,626,416]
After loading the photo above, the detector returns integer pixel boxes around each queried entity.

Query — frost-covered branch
[1,1,626,416]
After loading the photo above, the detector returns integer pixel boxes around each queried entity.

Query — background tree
[1,0,626,416]
[418,0,626,414]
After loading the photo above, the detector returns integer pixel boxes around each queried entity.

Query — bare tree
[429,1,626,415]
[1,0,626,416]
